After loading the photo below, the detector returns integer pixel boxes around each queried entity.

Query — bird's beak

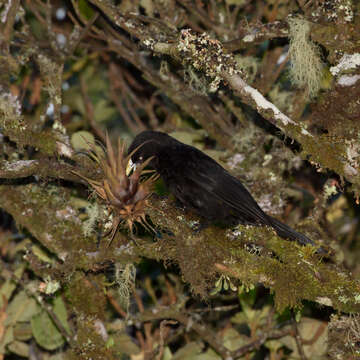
[126,158,136,176]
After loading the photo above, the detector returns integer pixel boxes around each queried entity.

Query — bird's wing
[171,146,270,224]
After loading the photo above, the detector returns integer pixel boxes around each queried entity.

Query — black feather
[128,131,324,252]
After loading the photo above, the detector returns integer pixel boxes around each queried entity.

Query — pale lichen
[0,87,24,130]
[330,53,360,76]
[288,16,323,98]
[177,29,241,92]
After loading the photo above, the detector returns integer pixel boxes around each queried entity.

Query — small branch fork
[132,304,293,359]
[107,277,295,359]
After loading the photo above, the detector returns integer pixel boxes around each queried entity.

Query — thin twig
[156,320,178,360]
[80,76,106,143]
[292,318,307,360]
[1,0,20,52]
[131,284,154,358]
[231,328,291,358]
[106,291,127,318]
[135,306,233,359]
[68,13,100,55]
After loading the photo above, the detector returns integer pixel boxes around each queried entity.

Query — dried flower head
[73,134,158,244]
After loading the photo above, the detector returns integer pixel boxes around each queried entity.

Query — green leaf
[5,291,40,326]
[112,333,141,356]
[71,131,96,151]
[0,328,14,354]
[31,296,70,351]
[277,317,328,359]
[225,0,247,6]
[223,328,250,351]
[193,348,221,360]
[7,340,29,357]
[13,322,33,341]
[49,295,71,333]
[0,266,26,308]
[173,342,204,360]
[162,347,173,360]
[106,336,115,349]
[78,0,95,20]
[231,311,248,324]
[93,99,117,123]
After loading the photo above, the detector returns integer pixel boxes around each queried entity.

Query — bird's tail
[268,216,315,247]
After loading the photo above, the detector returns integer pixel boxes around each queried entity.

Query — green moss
[146,196,360,312]
[67,316,116,360]
[282,121,360,190]
[65,272,107,318]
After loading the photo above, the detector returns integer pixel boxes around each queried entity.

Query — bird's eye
[139,156,143,161]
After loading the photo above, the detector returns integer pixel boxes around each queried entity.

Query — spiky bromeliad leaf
[73,134,158,245]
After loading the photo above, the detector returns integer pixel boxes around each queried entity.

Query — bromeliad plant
[73,134,158,244]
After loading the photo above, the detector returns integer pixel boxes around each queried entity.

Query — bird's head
[126,131,173,175]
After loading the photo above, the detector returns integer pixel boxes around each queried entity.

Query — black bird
[127,131,319,249]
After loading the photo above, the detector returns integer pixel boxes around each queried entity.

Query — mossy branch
[146,196,360,313]
[2,180,359,313]
[86,1,360,193]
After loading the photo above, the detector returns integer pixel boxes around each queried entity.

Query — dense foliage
[0,0,360,359]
